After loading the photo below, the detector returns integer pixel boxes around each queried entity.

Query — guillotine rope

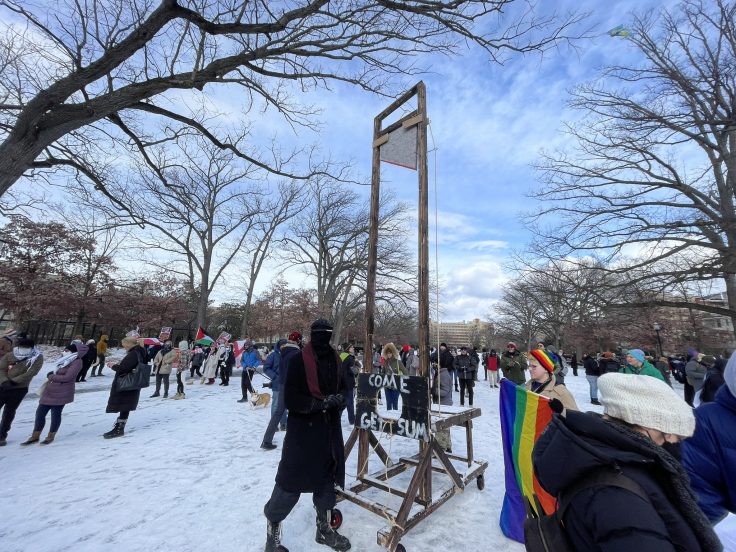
[428,122,442,418]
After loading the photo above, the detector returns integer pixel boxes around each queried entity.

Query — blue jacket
[241,348,261,369]
[682,384,736,523]
[263,340,286,389]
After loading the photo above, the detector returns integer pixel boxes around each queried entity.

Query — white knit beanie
[598,372,695,437]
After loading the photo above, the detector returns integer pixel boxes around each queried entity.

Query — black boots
[261,441,277,450]
[103,418,126,439]
[265,520,289,552]
[315,510,351,551]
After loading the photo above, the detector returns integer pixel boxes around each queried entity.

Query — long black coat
[534,411,721,552]
[276,347,348,493]
[106,345,144,413]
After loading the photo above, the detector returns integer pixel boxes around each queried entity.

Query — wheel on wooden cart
[477,475,486,490]
[330,508,343,530]
[396,544,407,552]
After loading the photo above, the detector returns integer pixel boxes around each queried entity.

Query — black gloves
[322,394,347,411]
[549,398,564,414]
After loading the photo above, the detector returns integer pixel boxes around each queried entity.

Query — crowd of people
[1,323,734,551]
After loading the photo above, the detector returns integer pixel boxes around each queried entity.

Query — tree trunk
[197,290,209,330]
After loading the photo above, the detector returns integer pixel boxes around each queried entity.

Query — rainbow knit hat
[528,349,556,373]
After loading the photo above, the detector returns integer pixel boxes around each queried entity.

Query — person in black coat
[533,373,721,552]
[263,319,351,552]
[341,343,357,425]
[103,336,145,439]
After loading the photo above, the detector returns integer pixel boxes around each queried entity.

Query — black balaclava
[310,318,334,355]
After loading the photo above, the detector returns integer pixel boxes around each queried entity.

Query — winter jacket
[655,360,673,386]
[682,384,736,524]
[203,347,222,379]
[277,346,348,493]
[499,349,527,385]
[278,341,301,391]
[598,357,621,374]
[0,349,44,388]
[0,336,12,357]
[430,348,455,371]
[191,350,204,367]
[153,347,177,375]
[382,343,404,376]
[41,344,86,406]
[699,359,726,404]
[486,353,499,371]
[264,340,287,389]
[97,335,108,355]
[432,367,453,406]
[83,341,97,367]
[106,345,145,413]
[621,359,665,382]
[455,354,477,380]
[534,410,722,552]
[686,359,707,391]
[240,348,261,369]
[340,351,357,389]
[525,373,578,413]
[583,356,600,377]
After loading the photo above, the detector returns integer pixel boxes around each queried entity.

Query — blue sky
[230,0,676,321]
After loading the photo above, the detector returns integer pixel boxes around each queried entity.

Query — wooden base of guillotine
[337,406,488,552]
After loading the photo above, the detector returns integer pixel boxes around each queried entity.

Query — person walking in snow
[90,334,108,377]
[621,349,665,382]
[103,335,146,439]
[22,341,86,445]
[172,347,187,400]
[261,332,302,451]
[263,319,351,551]
[151,341,175,398]
[238,341,260,402]
[0,334,44,446]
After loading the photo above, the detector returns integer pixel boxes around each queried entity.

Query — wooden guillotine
[335,82,488,552]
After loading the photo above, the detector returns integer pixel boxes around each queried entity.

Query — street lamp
[652,323,663,357]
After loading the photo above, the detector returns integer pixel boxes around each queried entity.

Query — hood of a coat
[275,338,287,353]
[724,353,736,397]
[533,410,660,496]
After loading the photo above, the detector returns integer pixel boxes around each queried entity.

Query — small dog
[250,392,271,409]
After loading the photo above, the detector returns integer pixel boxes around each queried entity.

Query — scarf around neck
[56,352,78,369]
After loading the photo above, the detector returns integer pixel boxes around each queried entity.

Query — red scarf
[302,343,341,399]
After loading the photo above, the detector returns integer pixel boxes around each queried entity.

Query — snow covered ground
[2,356,734,552]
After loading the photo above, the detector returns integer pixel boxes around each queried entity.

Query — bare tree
[104,136,273,328]
[0,0,586,200]
[531,0,736,329]
[283,177,415,344]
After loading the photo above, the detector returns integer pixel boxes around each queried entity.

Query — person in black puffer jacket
[533,372,722,552]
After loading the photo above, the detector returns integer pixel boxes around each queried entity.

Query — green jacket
[500,350,528,385]
[0,350,45,388]
[620,360,665,382]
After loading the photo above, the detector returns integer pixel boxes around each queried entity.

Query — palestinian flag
[499,378,556,543]
[194,327,214,346]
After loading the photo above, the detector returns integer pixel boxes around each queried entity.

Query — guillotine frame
[336,82,488,552]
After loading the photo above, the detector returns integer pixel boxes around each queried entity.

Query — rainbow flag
[499,378,556,542]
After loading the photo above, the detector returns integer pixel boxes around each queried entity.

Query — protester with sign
[263,319,351,552]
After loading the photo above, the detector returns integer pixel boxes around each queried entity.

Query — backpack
[523,469,650,552]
